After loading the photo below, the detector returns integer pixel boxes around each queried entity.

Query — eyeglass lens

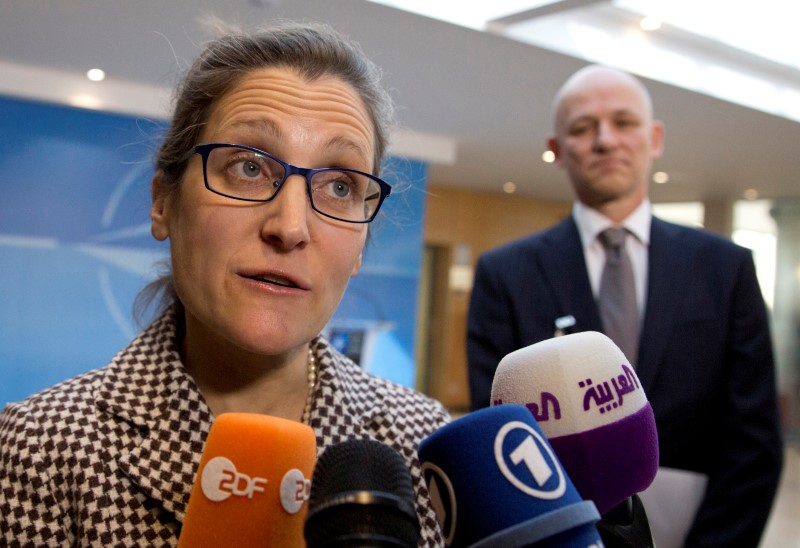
[205,145,383,222]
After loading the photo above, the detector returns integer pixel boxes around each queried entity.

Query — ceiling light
[503,181,517,194]
[640,16,662,31]
[542,150,555,163]
[653,171,669,184]
[86,68,106,82]
[69,94,103,110]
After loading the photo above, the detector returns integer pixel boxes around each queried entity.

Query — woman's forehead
[203,67,375,157]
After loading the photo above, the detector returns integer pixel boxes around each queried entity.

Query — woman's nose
[259,175,311,249]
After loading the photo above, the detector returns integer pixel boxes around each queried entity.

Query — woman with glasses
[0,21,450,546]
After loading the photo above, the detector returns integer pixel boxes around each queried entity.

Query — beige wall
[420,184,571,411]
[424,184,572,256]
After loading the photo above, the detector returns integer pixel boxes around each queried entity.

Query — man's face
[550,70,663,209]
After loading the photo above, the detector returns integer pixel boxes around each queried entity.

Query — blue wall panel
[0,96,427,405]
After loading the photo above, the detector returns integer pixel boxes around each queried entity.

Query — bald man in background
[467,65,783,547]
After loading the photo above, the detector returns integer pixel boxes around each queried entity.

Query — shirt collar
[573,198,652,247]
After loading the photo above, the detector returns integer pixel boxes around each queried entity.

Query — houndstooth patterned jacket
[0,308,451,546]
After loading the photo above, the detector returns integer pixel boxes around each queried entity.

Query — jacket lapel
[311,339,373,446]
[537,217,603,334]
[95,318,393,526]
[637,218,692,391]
[96,314,212,524]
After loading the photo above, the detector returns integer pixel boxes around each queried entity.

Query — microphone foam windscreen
[491,331,658,514]
[418,405,602,547]
[178,413,316,548]
[304,438,419,547]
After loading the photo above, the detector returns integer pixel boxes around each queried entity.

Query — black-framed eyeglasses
[180,143,392,223]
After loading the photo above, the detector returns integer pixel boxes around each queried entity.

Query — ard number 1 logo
[494,421,566,499]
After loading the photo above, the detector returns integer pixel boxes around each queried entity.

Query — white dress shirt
[572,199,651,320]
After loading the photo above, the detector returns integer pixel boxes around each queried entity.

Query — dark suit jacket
[467,215,783,547]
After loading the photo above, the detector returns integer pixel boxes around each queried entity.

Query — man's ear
[150,171,170,241]
[651,119,665,159]
[547,136,563,166]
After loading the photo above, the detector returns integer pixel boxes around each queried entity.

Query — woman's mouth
[244,273,299,289]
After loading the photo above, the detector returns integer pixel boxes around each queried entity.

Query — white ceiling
[1,0,799,204]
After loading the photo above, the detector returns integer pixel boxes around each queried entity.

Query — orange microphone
[179,413,317,547]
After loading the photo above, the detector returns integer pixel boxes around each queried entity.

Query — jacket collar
[306,336,380,444]
[92,309,382,523]
[94,309,212,523]
[538,217,603,334]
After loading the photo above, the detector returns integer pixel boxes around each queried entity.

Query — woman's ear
[150,171,170,241]
[350,251,363,277]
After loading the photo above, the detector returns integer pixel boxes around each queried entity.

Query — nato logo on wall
[0,96,427,405]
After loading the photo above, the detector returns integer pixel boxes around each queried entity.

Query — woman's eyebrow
[226,119,283,140]
[324,135,368,161]
[228,120,368,162]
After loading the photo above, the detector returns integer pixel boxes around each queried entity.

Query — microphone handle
[596,494,655,548]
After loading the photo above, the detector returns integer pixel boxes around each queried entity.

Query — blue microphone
[417,405,603,547]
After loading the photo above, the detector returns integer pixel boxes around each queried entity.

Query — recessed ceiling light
[653,171,669,184]
[69,94,103,110]
[86,68,106,82]
[640,16,662,31]
[542,150,555,163]
[502,181,517,194]
[743,188,759,200]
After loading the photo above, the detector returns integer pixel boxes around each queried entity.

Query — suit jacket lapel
[538,217,603,334]
[638,217,692,390]
[312,339,375,444]
[96,314,212,524]
[97,326,383,527]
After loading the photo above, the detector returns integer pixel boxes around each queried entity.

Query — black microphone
[597,494,654,548]
[304,438,420,547]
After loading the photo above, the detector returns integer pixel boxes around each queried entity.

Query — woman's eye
[332,180,351,197]
[314,172,360,200]
[239,160,262,178]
